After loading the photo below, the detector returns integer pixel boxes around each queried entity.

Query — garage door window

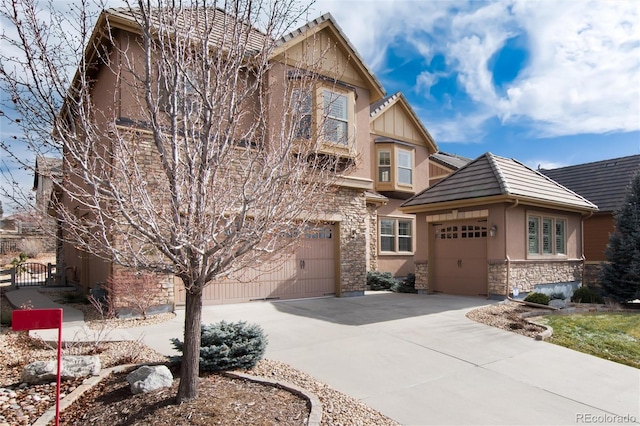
[528,215,566,256]
[380,218,413,254]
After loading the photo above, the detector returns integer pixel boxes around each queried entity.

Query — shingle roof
[430,151,472,170]
[540,155,640,212]
[402,152,598,211]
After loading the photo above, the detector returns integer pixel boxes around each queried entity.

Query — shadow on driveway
[270,292,495,326]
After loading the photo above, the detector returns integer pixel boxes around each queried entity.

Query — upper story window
[528,214,566,256]
[291,84,355,157]
[375,144,415,194]
[323,90,348,145]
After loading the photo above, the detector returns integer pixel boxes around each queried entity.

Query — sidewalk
[4,287,135,342]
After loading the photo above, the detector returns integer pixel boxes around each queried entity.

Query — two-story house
[58,8,442,309]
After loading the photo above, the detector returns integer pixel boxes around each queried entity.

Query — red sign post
[13,308,63,426]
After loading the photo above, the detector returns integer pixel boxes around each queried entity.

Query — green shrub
[571,287,605,304]
[391,273,417,293]
[171,320,267,372]
[367,271,396,291]
[524,292,550,305]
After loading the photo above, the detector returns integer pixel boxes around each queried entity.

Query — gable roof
[274,13,385,102]
[540,155,640,213]
[401,152,598,213]
[430,151,472,170]
[369,91,438,152]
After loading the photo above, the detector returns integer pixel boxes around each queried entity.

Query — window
[323,90,348,145]
[378,151,391,182]
[397,149,412,185]
[290,85,354,152]
[292,88,312,140]
[375,144,415,193]
[528,215,566,256]
[380,218,413,253]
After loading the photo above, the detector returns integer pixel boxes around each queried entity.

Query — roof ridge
[540,154,640,171]
[370,92,399,117]
[485,152,510,195]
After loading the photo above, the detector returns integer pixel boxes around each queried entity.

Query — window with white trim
[380,218,413,253]
[528,215,566,256]
[397,149,412,185]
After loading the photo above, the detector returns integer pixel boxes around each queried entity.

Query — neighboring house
[540,155,640,288]
[401,153,598,298]
[428,151,472,186]
[59,9,441,307]
[33,156,62,214]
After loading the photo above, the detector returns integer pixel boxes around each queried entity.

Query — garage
[432,220,488,296]
[176,225,336,305]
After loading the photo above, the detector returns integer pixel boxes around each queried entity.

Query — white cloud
[308,0,639,141]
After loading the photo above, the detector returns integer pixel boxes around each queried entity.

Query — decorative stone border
[33,364,323,426]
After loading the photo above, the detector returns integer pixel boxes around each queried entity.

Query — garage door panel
[433,221,488,296]
[177,225,336,306]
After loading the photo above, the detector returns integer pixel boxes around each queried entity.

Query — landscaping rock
[21,356,101,384]
[549,299,567,309]
[126,365,173,394]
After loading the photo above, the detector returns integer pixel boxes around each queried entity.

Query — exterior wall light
[489,224,497,237]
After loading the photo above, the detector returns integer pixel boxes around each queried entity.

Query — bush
[548,292,566,300]
[524,292,550,305]
[367,271,396,291]
[571,287,605,304]
[171,320,267,372]
[18,239,44,258]
[391,273,417,293]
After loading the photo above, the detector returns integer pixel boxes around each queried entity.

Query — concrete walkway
[5,288,640,425]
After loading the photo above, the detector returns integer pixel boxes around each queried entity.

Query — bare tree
[1,0,353,402]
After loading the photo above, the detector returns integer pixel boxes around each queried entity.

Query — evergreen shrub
[524,292,550,305]
[171,320,267,371]
[367,271,396,291]
[571,287,604,304]
[391,273,417,293]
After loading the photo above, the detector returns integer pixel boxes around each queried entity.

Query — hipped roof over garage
[401,152,598,214]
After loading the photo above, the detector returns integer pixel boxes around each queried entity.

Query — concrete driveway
[131,292,639,425]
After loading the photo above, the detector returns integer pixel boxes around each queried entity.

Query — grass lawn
[539,313,640,369]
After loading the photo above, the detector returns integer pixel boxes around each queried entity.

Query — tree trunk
[176,284,203,403]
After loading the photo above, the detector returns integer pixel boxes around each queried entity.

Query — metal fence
[3,262,55,287]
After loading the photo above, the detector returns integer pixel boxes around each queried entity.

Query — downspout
[580,211,594,287]
[504,200,518,300]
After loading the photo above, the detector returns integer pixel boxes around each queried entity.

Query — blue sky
[1,0,639,213]
[312,0,640,168]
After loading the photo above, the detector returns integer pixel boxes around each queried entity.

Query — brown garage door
[433,221,488,296]
[176,225,336,305]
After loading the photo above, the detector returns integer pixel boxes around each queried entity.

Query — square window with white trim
[379,218,414,254]
[527,214,567,256]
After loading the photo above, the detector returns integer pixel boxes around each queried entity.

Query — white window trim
[527,213,568,258]
[396,148,413,187]
[378,150,391,183]
[378,217,415,255]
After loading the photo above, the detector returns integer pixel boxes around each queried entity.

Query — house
[33,156,62,214]
[401,152,598,298]
[540,155,640,288]
[58,8,441,308]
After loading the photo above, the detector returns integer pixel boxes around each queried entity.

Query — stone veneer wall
[488,260,508,298]
[365,203,378,272]
[508,260,583,294]
[415,262,428,294]
[109,264,175,316]
[335,188,368,296]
